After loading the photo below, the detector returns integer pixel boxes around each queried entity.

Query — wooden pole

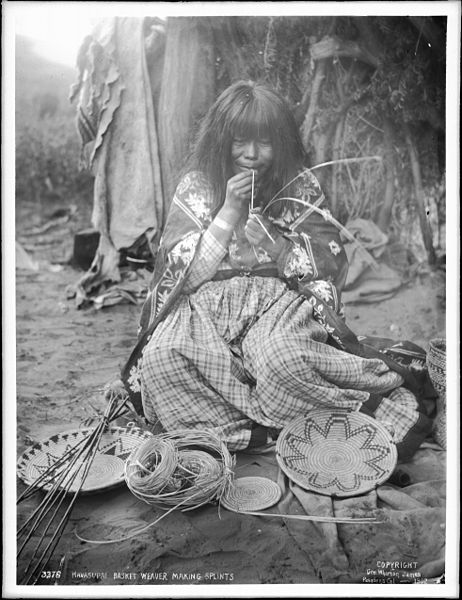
[376,118,396,232]
[301,58,327,151]
[331,114,345,215]
[404,124,437,265]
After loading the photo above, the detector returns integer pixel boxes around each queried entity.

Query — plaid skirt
[140,276,420,450]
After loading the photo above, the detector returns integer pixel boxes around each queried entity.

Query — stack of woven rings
[124,429,235,511]
[427,338,446,449]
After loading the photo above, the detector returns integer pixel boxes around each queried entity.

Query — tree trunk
[157,18,216,209]
[301,58,327,152]
[376,118,396,232]
[404,124,437,265]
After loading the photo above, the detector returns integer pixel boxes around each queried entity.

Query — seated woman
[121,80,432,459]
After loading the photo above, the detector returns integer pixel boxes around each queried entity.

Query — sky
[11,4,104,67]
[8,2,165,67]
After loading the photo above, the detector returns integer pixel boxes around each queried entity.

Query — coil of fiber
[124,429,235,511]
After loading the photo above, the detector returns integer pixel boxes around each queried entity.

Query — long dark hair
[186,80,307,215]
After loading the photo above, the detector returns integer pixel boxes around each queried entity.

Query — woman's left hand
[244,212,278,249]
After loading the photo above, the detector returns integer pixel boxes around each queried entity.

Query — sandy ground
[13,198,446,587]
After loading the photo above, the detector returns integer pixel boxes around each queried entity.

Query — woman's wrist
[218,205,241,224]
[214,216,233,232]
[208,206,240,244]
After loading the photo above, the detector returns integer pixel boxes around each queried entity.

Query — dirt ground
[13,197,446,587]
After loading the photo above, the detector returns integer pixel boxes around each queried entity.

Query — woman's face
[231,136,273,181]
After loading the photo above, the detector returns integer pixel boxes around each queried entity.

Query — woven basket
[220,476,282,512]
[17,426,153,494]
[427,338,446,449]
[276,409,397,498]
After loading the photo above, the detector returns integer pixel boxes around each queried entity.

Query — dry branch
[408,16,445,55]
[310,36,379,68]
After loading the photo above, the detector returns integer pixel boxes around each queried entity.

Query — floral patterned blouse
[122,168,351,412]
[143,170,347,323]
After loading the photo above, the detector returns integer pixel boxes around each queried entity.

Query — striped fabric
[140,276,419,451]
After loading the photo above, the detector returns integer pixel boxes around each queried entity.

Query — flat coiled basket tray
[17,426,153,494]
[276,409,397,497]
[220,476,282,512]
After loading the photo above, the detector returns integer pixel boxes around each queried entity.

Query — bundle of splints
[16,390,130,585]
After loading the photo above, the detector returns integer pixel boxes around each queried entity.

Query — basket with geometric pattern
[276,409,397,498]
[17,426,153,494]
[427,338,446,449]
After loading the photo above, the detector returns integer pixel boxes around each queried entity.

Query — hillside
[15,34,94,213]
[15,35,78,122]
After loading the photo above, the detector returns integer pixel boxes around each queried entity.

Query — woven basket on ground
[427,338,446,449]
[220,476,282,512]
[276,409,397,497]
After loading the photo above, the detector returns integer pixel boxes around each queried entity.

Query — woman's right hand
[223,171,254,217]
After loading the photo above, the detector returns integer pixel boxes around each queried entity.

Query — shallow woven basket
[17,426,153,494]
[276,409,397,498]
[220,476,282,512]
[427,338,447,449]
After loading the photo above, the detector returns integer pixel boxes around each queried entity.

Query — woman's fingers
[225,172,254,209]
[247,213,272,229]
[245,215,266,244]
[230,170,254,183]
[230,182,252,196]
[228,173,253,194]
[245,216,261,235]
